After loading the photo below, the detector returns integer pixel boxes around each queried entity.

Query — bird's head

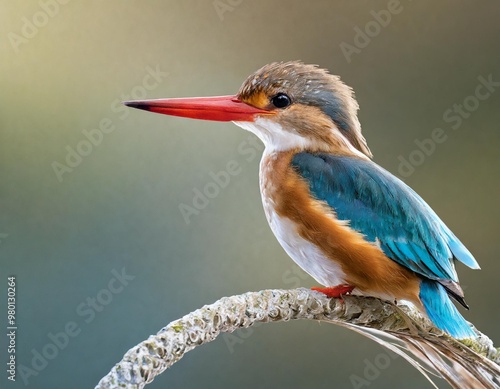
[125,61,372,158]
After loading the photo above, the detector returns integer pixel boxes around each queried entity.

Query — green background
[1,1,499,388]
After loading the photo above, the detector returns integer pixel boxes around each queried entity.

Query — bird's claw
[311,284,355,298]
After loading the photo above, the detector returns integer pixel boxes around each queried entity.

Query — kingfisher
[125,61,480,339]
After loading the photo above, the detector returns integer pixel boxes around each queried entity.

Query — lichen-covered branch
[95,288,499,389]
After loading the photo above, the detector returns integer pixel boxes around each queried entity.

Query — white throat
[233,117,368,159]
[233,117,312,152]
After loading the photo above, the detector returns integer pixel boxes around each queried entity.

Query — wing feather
[291,153,479,288]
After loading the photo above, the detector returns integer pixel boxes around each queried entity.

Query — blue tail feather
[419,279,475,339]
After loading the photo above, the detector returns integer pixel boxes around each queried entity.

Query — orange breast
[260,150,421,305]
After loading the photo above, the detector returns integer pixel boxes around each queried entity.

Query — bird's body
[125,61,480,339]
[256,148,420,303]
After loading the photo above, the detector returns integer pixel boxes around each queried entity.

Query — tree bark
[95,288,499,389]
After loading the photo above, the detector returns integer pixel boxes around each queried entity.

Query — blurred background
[1,1,499,388]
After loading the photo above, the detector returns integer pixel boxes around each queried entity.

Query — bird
[124,61,480,339]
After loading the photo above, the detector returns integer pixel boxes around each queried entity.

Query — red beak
[123,95,270,122]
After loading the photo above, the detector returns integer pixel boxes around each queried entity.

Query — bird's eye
[271,93,291,109]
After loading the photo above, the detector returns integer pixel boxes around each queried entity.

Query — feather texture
[291,152,479,338]
[291,152,479,283]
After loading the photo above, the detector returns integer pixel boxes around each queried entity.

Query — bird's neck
[259,149,300,203]
[235,117,370,158]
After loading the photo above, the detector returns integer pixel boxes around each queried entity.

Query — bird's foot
[311,284,355,298]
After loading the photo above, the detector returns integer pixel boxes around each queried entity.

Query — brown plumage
[238,61,372,157]
[260,149,421,305]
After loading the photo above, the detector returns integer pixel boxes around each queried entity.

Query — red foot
[311,284,355,298]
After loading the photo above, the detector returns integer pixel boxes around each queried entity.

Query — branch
[95,288,499,389]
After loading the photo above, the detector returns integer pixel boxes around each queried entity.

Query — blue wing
[291,152,479,285]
